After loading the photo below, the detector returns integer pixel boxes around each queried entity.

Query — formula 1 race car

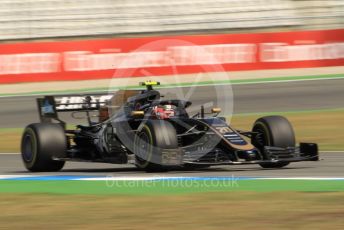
[21,81,319,172]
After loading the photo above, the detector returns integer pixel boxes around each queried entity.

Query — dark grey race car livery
[21,81,319,172]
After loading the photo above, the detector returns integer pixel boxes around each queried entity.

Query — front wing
[162,143,319,166]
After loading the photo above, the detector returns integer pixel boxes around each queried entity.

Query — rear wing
[37,94,112,123]
[36,81,160,124]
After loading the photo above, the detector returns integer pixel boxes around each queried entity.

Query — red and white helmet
[152,105,175,119]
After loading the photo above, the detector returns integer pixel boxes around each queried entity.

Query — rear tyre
[134,120,178,172]
[252,116,295,168]
[21,123,66,172]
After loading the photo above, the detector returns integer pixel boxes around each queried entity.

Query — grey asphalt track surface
[0,78,343,177]
[0,78,343,128]
[0,153,342,177]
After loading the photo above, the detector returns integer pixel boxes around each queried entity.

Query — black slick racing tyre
[252,116,295,168]
[21,123,66,172]
[134,120,178,172]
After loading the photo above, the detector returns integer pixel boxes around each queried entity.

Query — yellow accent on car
[211,108,222,113]
[140,81,160,86]
[131,111,145,117]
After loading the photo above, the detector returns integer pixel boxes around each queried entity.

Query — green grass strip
[0,128,23,133]
[1,73,343,98]
[0,179,343,195]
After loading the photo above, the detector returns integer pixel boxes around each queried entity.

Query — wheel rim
[135,131,151,166]
[253,126,268,150]
[22,134,34,162]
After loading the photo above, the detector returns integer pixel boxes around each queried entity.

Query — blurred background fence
[0,0,343,41]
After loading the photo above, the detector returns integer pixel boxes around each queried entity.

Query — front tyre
[252,116,295,168]
[134,120,178,172]
[21,123,66,172]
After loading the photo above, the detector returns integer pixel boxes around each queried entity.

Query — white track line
[75,176,181,181]
[80,177,344,181]
[255,177,344,180]
[0,175,33,179]
[1,175,343,181]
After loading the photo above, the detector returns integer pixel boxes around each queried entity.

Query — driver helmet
[152,104,176,119]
